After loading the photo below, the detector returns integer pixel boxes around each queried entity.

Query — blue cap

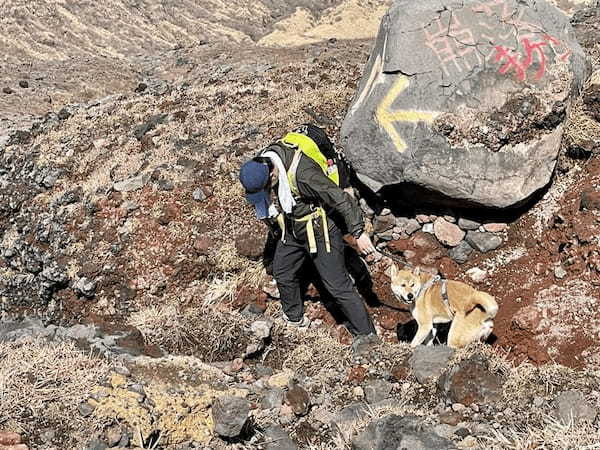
[239,160,271,219]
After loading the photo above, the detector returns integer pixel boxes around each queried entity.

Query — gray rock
[157,179,174,191]
[75,277,97,298]
[78,402,95,418]
[331,403,369,440]
[250,320,273,340]
[113,173,149,192]
[554,265,567,279]
[364,379,393,404]
[134,114,168,140]
[193,187,209,202]
[264,426,298,450]
[396,217,421,235]
[62,324,98,341]
[341,0,589,209]
[448,241,474,264]
[457,218,481,231]
[438,355,504,406]
[86,439,108,450]
[374,213,396,233]
[555,390,597,424]
[465,232,503,253]
[410,345,454,384]
[211,395,250,438]
[352,415,454,450]
[262,388,284,409]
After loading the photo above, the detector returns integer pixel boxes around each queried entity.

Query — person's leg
[311,224,375,336]
[272,238,307,322]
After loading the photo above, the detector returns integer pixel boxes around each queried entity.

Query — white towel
[261,151,296,216]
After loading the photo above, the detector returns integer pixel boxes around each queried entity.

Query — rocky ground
[1,0,600,449]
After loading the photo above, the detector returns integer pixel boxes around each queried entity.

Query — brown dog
[390,265,498,348]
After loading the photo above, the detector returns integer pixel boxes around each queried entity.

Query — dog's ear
[414,266,421,276]
[389,264,398,279]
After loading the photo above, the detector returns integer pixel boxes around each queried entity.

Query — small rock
[78,402,95,417]
[113,174,149,192]
[410,345,454,384]
[250,320,273,340]
[331,403,369,440]
[580,190,600,211]
[452,403,466,412]
[374,214,396,233]
[433,218,465,247]
[353,386,365,398]
[75,277,97,298]
[465,231,503,253]
[461,435,478,447]
[466,267,487,283]
[263,426,298,450]
[19,80,29,88]
[268,370,294,389]
[554,265,567,279]
[533,397,545,408]
[211,395,250,438]
[448,241,474,264]
[438,355,504,406]
[438,411,463,426]
[0,432,22,445]
[86,439,108,450]
[194,237,214,255]
[285,385,310,416]
[396,217,421,235]
[458,218,481,230]
[135,82,148,93]
[483,223,508,233]
[157,179,174,191]
[235,233,266,260]
[2,87,14,94]
[416,214,432,223]
[192,187,211,202]
[104,425,123,447]
[555,390,597,424]
[364,379,393,403]
[262,388,284,409]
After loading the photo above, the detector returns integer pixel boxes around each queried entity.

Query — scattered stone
[194,237,213,256]
[352,415,454,450]
[554,265,567,279]
[262,388,284,409]
[466,267,487,283]
[113,174,149,192]
[416,214,432,224]
[268,370,294,389]
[211,395,250,438]
[285,385,310,416]
[19,80,29,88]
[192,186,211,202]
[57,107,72,120]
[439,411,463,426]
[409,345,454,384]
[555,390,597,424]
[134,114,167,140]
[85,439,108,450]
[331,403,369,440]
[438,355,504,406]
[353,386,365,399]
[580,190,600,211]
[250,320,273,340]
[263,426,298,450]
[465,231,503,253]
[2,87,14,94]
[75,277,97,298]
[78,401,95,418]
[157,179,174,191]
[104,425,124,447]
[483,222,508,233]
[458,218,481,230]
[374,213,396,233]
[235,233,266,260]
[363,379,393,404]
[135,82,148,93]
[0,432,22,445]
[396,217,421,235]
[448,241,474,264]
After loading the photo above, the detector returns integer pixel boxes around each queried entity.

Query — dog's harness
[378,249,454,317]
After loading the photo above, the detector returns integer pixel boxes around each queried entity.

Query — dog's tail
[477,293,498,318]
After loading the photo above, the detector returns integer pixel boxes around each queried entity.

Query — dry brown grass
[0,337,110,447]
[564,70,600,155]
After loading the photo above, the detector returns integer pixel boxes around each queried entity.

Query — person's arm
[297,162,375,255]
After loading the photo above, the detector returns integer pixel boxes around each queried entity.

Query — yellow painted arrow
[376,75,436,153]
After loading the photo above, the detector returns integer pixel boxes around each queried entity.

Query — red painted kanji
[494,37,548,81]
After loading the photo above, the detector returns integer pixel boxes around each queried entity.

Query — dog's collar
[407,274,441,305]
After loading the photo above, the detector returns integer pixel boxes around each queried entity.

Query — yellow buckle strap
[295,207,330,254]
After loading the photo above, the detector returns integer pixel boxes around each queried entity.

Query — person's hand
[355,232,376,256]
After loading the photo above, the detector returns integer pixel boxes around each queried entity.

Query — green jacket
[264,143,364,240]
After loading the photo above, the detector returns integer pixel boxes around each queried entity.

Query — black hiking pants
[272,221,375,336]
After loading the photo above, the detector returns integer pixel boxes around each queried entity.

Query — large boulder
[342,0,589,209]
